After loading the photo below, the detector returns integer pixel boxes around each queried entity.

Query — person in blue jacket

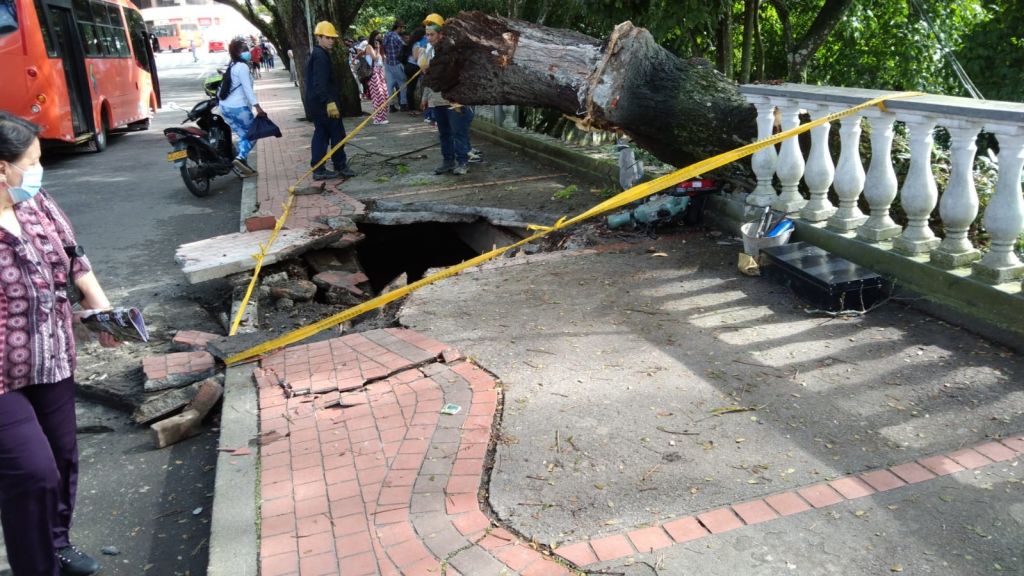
[305,21,356,181]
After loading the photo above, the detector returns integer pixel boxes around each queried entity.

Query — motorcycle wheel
[180,154,214,197]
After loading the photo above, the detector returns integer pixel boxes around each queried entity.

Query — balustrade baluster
[972,129,1024,283]
[800,105,836,222]
[857,110,902,242]
[893,114,941,255]
[827,112,867,231]
[932,121,983,269]
[772,99,807,214]
[746,96,779,208]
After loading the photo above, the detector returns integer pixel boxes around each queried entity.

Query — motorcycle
[163,86,238,197]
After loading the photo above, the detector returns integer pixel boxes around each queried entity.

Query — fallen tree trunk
[425,12,757,172]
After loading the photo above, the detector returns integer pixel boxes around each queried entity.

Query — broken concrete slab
[303,248,362,274]
[363,211,477,225]
[142,351,218,392]
[175,227,348,284]
[371,200,556,228]
[132,379,205,424]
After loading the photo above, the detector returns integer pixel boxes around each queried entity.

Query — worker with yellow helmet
[304,21,356,180]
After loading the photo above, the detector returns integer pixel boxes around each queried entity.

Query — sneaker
[434,162,455,175]
[452,163,468,176]
[56,545,100,576]
[373,120,389,125]
[335,165,356,178]
[312,168,340,181]
[232,158,256,177]
[467,150,483,163]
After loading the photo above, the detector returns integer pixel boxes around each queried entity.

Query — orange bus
[0,0,161,151]
[149,19,200,52]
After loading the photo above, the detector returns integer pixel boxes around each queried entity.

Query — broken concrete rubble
[267,279,317,302]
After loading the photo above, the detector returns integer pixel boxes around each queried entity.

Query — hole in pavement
[355,222,486,293]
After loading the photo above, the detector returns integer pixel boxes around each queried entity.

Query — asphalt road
[1,51,243,576]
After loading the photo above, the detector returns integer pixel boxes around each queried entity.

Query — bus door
[41,0,93,136]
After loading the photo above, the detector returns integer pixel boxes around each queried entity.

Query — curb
[207,363,259,576]
[207,125,264,575]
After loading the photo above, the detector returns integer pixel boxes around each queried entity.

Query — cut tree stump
[425,12,757,175]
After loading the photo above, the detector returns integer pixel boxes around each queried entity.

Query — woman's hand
[98,332,121,348]
[255,104,266,117]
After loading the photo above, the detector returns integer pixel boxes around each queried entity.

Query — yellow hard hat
[313,21,339,38]
[423,13,444,27]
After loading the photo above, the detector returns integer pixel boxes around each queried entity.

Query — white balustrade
[772,99,807,214]
[892,114,941,256]
[932,120,983,269]
[857,109,902,242]
[972,126,1024,284]
[746,96,779,208]
[800,104,836,222]
[827,112,868,231]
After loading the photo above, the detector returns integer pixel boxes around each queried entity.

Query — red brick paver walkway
[255,77,364,229]
[254,327,1024,575]
[256,328,571,575]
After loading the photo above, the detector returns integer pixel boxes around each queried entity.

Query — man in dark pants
[305,21,356,181]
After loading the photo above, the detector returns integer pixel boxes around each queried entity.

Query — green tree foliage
[957,0,1024,101]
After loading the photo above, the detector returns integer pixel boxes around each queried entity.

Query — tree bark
[771,0,853,82]
[715,0,733,80]
[424,12,756,171]
[740,0,758,84]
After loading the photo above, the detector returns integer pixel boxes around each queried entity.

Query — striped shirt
[0,190,91,394]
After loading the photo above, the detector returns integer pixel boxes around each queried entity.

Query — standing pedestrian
[381,20,407,112]
[365,31,388,125]
[0,110,119,576]
[305,21,356,181]
[189,38,197,62]
[219,39,264,177]
[287,48,297,85]
[422,18,474,175]
[249,42,262,79]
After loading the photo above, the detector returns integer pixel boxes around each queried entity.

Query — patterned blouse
[0,190,91,394]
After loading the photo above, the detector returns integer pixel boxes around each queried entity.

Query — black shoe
[312,169,340,181]
[389,105,399,113]
[434,162,455,175]
[56,545,100,576]
[400,104,409,112]
[335,165,356,178]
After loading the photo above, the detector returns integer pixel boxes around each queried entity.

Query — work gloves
[326,102,340,119]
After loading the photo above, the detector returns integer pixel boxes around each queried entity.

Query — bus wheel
[181,155,213,197]
[89,115,110,153]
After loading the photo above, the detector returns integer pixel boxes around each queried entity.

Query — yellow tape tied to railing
[226,90,922,365]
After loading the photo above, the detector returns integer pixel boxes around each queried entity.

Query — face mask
[8,163,43,203]
[241,52,252,62]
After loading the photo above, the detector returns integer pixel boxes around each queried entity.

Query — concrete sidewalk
[220,68,1024,576]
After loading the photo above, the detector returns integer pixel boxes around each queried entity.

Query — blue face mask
[241,51,252,62]
[8,163,44,203]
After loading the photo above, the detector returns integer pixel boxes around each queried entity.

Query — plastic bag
[246,115,282,141]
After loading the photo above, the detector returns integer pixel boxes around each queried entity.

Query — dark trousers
[433,106,474,164]
[309,110,349,172]
[0,378,78,576]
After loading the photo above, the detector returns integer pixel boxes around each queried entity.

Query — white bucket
[741,222,793,257]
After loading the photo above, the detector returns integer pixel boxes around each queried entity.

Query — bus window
[0,0,17,36]
[125,8,150,71]
[33,0,56,56]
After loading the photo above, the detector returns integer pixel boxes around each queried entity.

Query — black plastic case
[760,242,891,312]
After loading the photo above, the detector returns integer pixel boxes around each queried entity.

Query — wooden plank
[175,228,348,284]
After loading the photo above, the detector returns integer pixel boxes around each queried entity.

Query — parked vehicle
[207,39,226,52]
[163,98,238,197]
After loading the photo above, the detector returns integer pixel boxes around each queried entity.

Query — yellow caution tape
[228,69,422,335]
[226,91,921,363]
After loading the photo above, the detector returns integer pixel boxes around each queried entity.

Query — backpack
[217,63,235,100]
